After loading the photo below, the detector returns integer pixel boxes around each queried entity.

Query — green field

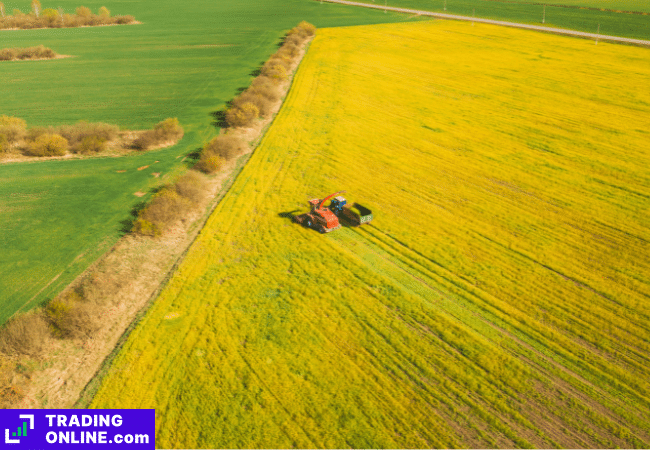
[89,20,650,448]
[349,0,650,39]
[0,0,421,323]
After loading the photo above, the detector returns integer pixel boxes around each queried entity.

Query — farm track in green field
[349,0,650,39]
[0,0,423,324]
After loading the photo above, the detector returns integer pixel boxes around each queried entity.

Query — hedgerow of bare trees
[132,118,184,151]
[0,45,56,61]
[222,21,315,130]
[0,116,182,157]
[195,21,315,174]
[0,4,135,30]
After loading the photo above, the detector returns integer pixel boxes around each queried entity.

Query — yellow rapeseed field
[91,21,650,448]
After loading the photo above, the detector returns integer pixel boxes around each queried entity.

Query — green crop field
[348,0,650,39]
[0,0,423,324]
[89,20,650,448]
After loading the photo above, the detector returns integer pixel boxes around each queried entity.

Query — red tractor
[293,191,344,233]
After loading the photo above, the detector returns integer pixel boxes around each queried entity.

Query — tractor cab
[329,196,347,215]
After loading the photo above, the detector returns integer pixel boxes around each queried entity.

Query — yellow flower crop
[91,21,650,448]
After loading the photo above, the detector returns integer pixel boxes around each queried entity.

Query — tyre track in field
[317,0,650,47]
[342,223,650,445]
[332,228,558,446]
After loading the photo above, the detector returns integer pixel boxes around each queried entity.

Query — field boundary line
[317,0,650,47]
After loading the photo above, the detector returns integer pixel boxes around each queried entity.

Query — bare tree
[58,7,64,25]
[0,3,5,18]
[31,0,41,17]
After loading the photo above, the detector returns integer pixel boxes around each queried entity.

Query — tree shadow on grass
[210,110,228,129]
[119,200,149,234]
[183,147,202,167]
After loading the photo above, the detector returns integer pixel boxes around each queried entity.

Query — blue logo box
[0,409,154,449]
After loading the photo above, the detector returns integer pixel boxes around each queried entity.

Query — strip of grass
[89,20,650,448]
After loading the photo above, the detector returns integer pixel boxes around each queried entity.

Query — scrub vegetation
[0,45,56,61]
[0,115,182,157]
[0,2,135,30]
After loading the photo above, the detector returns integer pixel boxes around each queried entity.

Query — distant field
[347,0,650,39]
[0,0,419,323]
[495,0,650,12]
[90,21,650,447]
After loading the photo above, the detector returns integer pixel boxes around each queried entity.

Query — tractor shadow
[278,210,300,221]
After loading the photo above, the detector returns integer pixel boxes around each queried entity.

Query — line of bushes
[0,2,135,30]
[132,118,184,151]
[0,115,183,156]
[194,21,315,175]
[133,171,207,236]
[222,21,315,129]
[0,45,56,61]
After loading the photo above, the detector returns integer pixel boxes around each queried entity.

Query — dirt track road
[319,0,650,47]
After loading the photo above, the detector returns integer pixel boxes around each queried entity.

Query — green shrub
[202,134,246,161]
[133,186,192,236]
[250,76,282,101]
[131,130,157,151]
[281,41,300,58]
[57,121,118,148]
[233,88,275,117]
[0,48,15,60]
[0,311,50,357]
[26,126,51,142]
[75,6,91,18]
[0,46,56,60]
[133,218,160,237]
[266,54,292,71]
[175,171,206,203]
[45,292,100,339]
[261,63,288,81]
[42,8,58,19]
[25,133,68,156]
[0,115,26,142]
[154,117,183,140]
[133,118,183,150]
[194,154,224,174]
[114,15,135,24]
[284,33,303,47]
[297,20,316,36]
[75,135,106,154]
[225,103,259,128]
